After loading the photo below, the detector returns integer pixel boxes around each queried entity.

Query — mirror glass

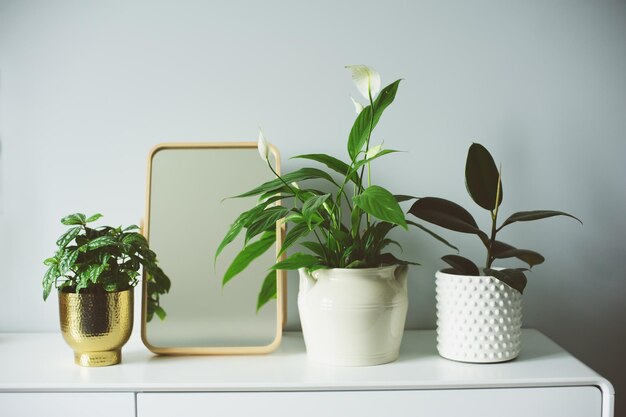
[142,143,284,353]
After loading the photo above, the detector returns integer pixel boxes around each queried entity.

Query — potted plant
[215,65,454,366]
[42,213,171,366]
[408,143,581,363]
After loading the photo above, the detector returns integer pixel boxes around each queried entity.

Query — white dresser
[0,330,614,417]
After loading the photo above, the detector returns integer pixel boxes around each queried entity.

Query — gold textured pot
[59,288,133,367]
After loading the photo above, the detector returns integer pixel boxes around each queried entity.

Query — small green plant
[408,143,581,293]
[42,213,171,322]
[215,65,455,311]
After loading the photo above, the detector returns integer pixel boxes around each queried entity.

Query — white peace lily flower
[350,96,364,114]
[365,143,384,159]
[257,128,269,160]
[346,65,381,101]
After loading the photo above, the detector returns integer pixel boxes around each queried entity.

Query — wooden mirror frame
[141,142,286,355]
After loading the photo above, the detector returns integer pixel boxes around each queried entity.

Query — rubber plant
[215,65,456,311]
[42,213,171,322]
[408,143,581,293]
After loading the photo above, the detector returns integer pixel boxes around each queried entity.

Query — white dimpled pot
[435,269,522,363]
[298,265,408,366]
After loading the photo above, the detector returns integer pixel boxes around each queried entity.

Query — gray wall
[1,0,624,413]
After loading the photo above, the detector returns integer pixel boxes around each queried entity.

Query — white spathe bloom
[346,65,381,101]
[350,96,364,114]
[257,129,269,160]
[365,143,383,159]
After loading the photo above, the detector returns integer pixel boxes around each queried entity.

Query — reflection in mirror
[142,143,284,354]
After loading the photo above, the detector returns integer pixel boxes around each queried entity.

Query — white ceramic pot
[435,269,522,363]
[298,265,408,366]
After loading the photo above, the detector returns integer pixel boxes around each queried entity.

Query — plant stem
[312,229,329,264]
[265,156,335,264]
[485,167,503,269]
[356,90,375,228]
[266,159,298,200]
[485,214,497,269]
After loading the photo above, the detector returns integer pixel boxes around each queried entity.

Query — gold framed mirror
[141,142,285,354]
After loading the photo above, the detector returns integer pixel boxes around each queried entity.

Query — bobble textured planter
[435,269,522,363]
[298,265,408,366]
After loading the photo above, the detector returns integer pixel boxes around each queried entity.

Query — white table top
[0,330,613,395]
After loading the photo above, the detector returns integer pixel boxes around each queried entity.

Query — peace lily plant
[215,65,454,312]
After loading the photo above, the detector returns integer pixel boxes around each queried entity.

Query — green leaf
[406,220,459,252]
[348,106,374,161]
[345,259,367,268]
[351,205,362,237]
[83,263,106,284]
[257,194,287,207]
[59,250,79,275]
[484,268,527,294]
[75,276,89,293]
[42,266,59,301]
[293,154,359,184]
[278,222,311,256]
[465,143,503,211]
[270,252,320,271]
[145,264,171,294]
[354,185,407,229]
[258,187,292,202]
[498,210,582,231]
[82,236,117,252]
[301,241,326,258]
[56,226,82,248]
[348,79,402,160]
[43,257,58,266]
[215,205,267,262]
[103,282,120,292]
[441,254,479,275]
[222,231,276,286]
[257,270,277,312]
[352,149,401,172]
[232,168,339,199]
[301,194,330,229]
[330,228,351,246]
[85,213,103,223]
[154,305,167,320]
[123,225,140,232]
[364,221,395,245]
[245,206,290,243]
[61,213,87,226]
[122,233,148,247]
[408,197,489,244]
[373,79,402,124]
[215,222,243,261]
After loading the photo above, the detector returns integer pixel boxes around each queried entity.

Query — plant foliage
[408,143,581,293]
[216,66,456,311]
[42,213,171,322]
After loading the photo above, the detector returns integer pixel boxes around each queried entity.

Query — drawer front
[137,386,602,417]
[0,393,135,417]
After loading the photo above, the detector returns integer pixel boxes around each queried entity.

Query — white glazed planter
[435,269,522,363]
[298,265,408,366]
